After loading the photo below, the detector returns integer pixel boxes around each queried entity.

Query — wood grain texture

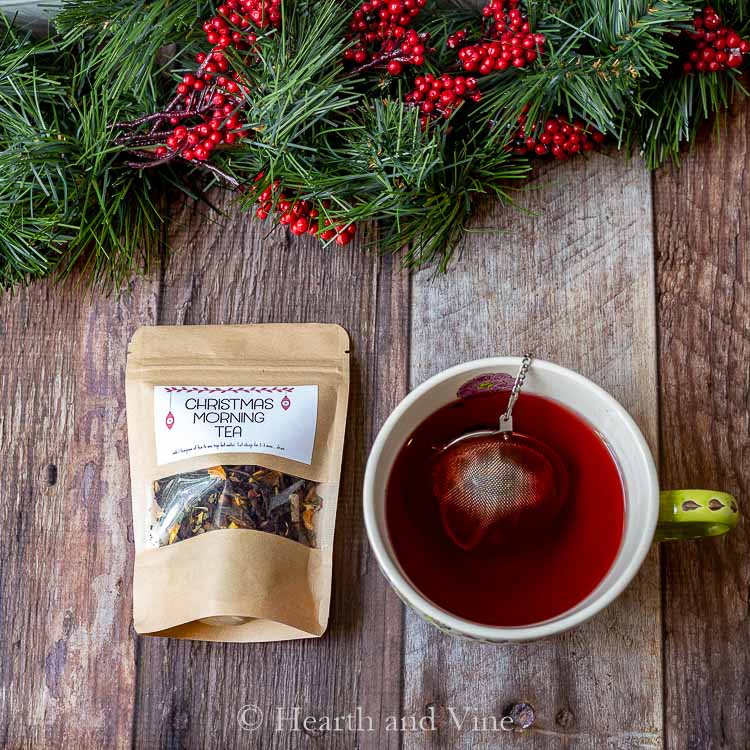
[654,100,750,750]
[0,278,159,748]
[131,192,410,749]
[1,109,748,750]
[406,152,662,748]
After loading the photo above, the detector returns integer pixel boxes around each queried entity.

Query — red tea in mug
[385,390,625,626]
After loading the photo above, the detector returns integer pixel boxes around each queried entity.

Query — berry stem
[178,157,242,188]
[125,148,183,168]
[154,56,213,126]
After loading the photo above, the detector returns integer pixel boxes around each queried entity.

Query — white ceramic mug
[363,357,739,642]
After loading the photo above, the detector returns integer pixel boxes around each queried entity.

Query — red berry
[683,9,749,73]
[291,217,310,234]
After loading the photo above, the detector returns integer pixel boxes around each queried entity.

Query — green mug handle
[656,490,740,542]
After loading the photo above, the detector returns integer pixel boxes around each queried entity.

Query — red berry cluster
[508,114,605,160]
[143,1,360,247]
[153,0,283,162]
[254,183,357,245]
[454,0,544,74]
[683,7,750,73]
[202,0,280,47]
[344,0,430,74]
[154,83,246,162]
[207,0,281,38]
[405,74,480,127]
[446,28,468,49]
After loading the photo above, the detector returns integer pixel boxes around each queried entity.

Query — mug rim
[363,356,659,641]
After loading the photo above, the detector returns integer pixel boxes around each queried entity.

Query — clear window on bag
[147,465,321,549]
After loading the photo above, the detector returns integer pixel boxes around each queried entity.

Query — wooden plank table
[0,98,747,749]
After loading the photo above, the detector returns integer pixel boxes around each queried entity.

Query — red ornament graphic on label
[281,395,291,411]
[165,411,175,429]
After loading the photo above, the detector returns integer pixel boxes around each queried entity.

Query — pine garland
[1,0,748,289]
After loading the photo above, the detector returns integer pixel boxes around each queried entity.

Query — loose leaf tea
[150,465,321,548]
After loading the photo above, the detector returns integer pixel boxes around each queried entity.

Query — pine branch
[627,67,746,166]
[0,13,173,289]
[55,0,210,100]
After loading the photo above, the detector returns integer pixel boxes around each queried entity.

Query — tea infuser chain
[499,354,532,433]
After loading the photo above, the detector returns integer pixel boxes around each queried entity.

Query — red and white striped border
[163,386,295,393]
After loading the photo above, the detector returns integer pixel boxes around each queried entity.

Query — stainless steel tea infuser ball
[432,355,569,551]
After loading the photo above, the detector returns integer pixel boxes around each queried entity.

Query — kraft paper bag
[125,324,350,642]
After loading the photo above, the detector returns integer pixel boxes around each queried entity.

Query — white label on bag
[153,385,318,466]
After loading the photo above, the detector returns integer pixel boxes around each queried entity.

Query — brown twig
[125,148,182,169]
[150,56,213,133]
[114,131,175,146]
[112,102,214,130]
[126,145,242,192]
[176,156,242,188]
